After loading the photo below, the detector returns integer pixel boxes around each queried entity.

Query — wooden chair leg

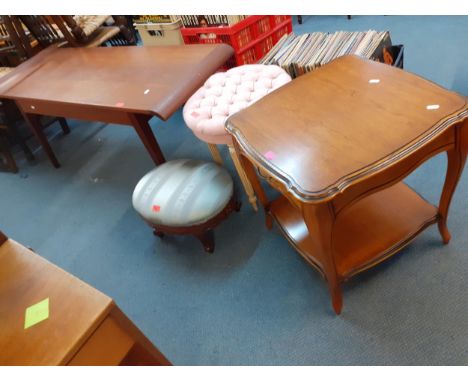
[207,143,224,165]
[4,122,34,162]
[0,135,18,173]
[228,145,258,212]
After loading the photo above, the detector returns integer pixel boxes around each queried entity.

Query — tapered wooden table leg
[438,120,468,244]
[207,143,224,165]
[128,113,166,165]
[229,145,258,212]
[232,140,272,227]
[303,202,343,314]
[58,117,70,135]
[22,112,61,168]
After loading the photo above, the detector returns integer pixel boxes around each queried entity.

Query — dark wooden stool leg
[195,230,215,253]
[153,229,165,238]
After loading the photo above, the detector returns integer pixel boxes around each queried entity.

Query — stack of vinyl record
[259,30,392,78]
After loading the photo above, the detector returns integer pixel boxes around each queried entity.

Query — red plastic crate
[180,15,292,69]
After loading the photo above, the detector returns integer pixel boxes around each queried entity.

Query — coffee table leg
[22,112,61,168]
[128,114,165,165]
[303,202,343,315]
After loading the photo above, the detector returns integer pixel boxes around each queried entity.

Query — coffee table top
[0,234,112,365]
[0,44,234,120]
[226,55,468,201]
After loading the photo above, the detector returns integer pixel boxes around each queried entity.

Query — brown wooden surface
[0,44,233,167]
[0,44,234,121]
[226,55,467,202]
[227,55,468,314]
[0,238,112,365]
[0,233,171,365]
[270,182,438,279]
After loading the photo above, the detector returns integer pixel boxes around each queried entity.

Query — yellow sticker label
[24,298,49,329]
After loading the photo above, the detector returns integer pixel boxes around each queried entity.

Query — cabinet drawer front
[68,316,134,366]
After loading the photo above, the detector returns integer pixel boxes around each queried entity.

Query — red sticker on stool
[264,151,276,160]
[152,205,161,212]
[115,102,125,107]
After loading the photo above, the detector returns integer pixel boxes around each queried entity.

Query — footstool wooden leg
[153,229,165,238]
[228,145,258,212]
[207,143,224,165]
[195,230,215,253]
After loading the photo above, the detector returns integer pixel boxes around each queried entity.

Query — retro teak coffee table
[0,44,233,168]
[226,55,468,314]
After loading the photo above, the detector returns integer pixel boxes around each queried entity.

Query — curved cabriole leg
[196,230,215,253]
[438,122,468,244]
[303,202,343,315]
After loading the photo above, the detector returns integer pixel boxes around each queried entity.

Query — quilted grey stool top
[132,159,233,227]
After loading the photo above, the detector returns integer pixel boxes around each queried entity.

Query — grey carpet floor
[0,16,467,365]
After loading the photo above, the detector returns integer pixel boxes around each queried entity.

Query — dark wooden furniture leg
[58,117,70,134]
[4,121,35,162]
[438,120,468,244]
[196,230,215,253]
[21,112,60,168]
[2,100,34,162]
[0,134,18,172]
[128,113,166,165]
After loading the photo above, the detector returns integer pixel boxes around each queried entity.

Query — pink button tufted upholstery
[183,65,292,145]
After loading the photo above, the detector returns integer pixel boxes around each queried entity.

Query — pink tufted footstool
[183,64,291,211]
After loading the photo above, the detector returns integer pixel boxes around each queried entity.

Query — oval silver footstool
[132,159,240,253]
